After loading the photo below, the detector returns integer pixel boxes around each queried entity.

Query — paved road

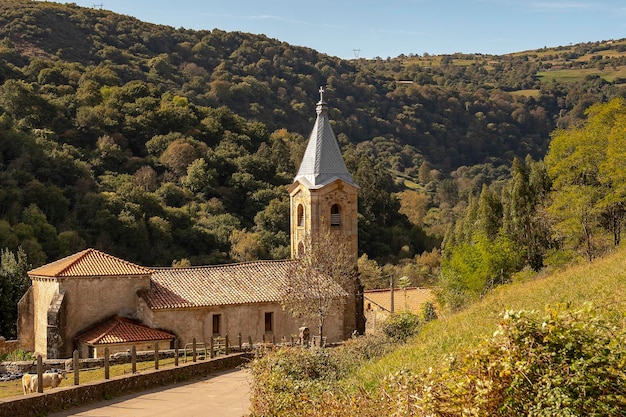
[47,369,250,417]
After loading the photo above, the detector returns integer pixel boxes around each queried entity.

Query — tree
[282,231,356,340]
[0,247,30,339]
[357,253,384,289]
[183,157,218,197]
[440,231,521,310]
[229,229,267,262]
[598,98,626,246]
[398,189,430,226]
[477,184,502,240]
[545,99,626,261]
[159,139,200,177]
[502,156,552,270]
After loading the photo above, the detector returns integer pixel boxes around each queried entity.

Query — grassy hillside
[352,247,626,391]
[248,248,626,415]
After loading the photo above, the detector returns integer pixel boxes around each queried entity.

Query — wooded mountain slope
[0,0,625,270]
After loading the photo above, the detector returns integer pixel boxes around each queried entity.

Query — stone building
[289,87,359,264]
[18,90,364,359]
[363,287,435,333]
[18,249,154,359]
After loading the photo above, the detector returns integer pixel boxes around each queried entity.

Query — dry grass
[349,247,626,392]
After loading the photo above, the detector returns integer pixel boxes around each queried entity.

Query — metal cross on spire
[319,86,325,103]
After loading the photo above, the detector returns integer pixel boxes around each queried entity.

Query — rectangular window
[212,314,221,335]
[264,312,273,333]
[330,204,341,226]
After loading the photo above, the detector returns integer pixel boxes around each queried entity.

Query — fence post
[104,347,110,380]
[174,339,179,367]
[154,342,159,370]
[131,345,136,374]
[291,335,294,346]
[272,334,276,345]
[73,350,80,386]
[238,333,242,350]
[248,336,252,350]
[36,355,43,393]
[192,338,197,362]
[209,336,214,359]
[225,334,230,355]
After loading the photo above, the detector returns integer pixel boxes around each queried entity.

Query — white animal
[21,373,33,394]
[22,371,67,394]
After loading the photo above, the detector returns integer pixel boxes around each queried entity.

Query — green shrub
[276,305,626,416]
[489,305,626,415]
[542,248,584,270]
[381,311,420,342]
[247,347,344,417]
[421,301,438,322]
[378,305,626,416]
[0,348,34,362]
[248,334,398,417]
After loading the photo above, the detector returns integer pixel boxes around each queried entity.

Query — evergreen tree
[502,156,552,270]
[0,247,30,339]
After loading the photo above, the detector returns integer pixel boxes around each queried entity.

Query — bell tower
[288,87,359,263]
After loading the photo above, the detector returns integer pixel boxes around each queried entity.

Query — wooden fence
[18,332,310,392]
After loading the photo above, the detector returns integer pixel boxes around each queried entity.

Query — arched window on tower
[297,204,305,227]
[330,204,341,226]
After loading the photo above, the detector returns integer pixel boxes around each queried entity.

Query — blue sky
[58,0,625,59]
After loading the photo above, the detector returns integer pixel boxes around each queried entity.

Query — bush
[247,347,345,417]
[269,305,626,416]
[381,311,420,342]
[0,348,34,361]
[378,305,626,416]
[421,301,437,322]
[248,333,397,417]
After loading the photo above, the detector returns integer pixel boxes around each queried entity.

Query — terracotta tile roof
[141,260,293,309]
[28,248,153,278]
[75,316,174,345]
[141,260,340,310]
[364,288,435,314]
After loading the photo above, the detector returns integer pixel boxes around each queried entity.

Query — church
[17,90,364,359]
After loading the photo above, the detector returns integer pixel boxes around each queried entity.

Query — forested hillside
[0,0,625,275]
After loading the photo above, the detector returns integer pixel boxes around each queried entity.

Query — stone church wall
[31,280,60,358]
[17,286,35,352]
[56,274,150,359]
[139,301,346,347]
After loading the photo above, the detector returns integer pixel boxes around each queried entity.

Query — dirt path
[47,368,250,417]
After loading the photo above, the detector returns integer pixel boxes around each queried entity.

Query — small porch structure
[75,316,175,358]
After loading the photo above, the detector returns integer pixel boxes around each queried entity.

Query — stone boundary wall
[0,352,252,417]
[0,338,20,356]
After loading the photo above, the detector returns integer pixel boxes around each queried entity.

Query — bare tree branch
[282,230,356,339]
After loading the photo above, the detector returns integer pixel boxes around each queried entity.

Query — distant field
[537,66,626,83]
[397,40,626,87]
[510,89,541,98]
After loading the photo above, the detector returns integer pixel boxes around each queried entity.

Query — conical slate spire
[294,87,356,189]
